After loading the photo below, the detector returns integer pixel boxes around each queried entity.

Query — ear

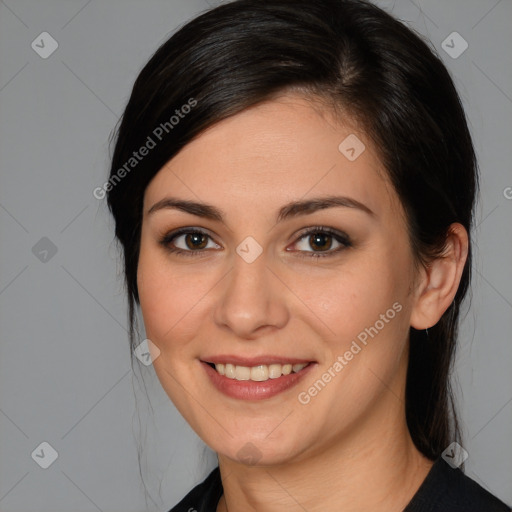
[410,223,469,330]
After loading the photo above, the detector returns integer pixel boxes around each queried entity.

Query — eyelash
[158,226,352,259]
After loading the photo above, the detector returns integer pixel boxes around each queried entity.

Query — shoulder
[404,457,511,512]
[167,466,222,512]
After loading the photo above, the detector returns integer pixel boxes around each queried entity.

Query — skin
[137,93,468,511]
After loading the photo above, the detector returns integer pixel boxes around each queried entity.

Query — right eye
[160,228,222,256]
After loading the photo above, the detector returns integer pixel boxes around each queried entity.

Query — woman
[106,0,511,510]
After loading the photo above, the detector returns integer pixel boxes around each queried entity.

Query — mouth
[200,357,316,400]
[205,361,310,381]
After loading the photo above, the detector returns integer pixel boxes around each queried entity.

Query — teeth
[268,364,282,379]
[235,365,251,380]
[225,363,236,379]
[251,365,268,381]
[214,362,307,381]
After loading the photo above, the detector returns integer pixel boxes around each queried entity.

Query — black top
[168,457,511,511]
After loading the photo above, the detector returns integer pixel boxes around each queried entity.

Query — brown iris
[309,233,332,251]
[185,233,208,250]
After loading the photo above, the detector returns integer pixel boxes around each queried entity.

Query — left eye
[291,229,351,255]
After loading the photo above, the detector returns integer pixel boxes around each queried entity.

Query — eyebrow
[146,195,374,222]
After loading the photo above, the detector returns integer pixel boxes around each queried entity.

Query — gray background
[0,0,511,510]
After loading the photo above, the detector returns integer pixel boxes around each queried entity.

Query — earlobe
[410,223,469,330]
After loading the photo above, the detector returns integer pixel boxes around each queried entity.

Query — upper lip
[201,355,315,366]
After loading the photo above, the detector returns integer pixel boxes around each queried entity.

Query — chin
[211,433,307,467]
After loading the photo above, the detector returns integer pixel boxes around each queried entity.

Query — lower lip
[201,361,316,400]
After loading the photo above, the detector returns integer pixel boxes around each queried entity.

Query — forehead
[144,94,400,220]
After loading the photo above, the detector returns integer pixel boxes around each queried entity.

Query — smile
[210,362,309,381]
[201,357,316,400]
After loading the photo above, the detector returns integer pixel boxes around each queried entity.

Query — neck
[218,433,432,512]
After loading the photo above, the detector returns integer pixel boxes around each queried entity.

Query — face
[137,93,419,465]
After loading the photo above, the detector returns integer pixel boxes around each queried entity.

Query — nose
[213,252,290,339]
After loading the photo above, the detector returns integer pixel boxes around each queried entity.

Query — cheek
[137,246,209,353]
[294,269,408,404]
[291,246,411,368]
[292,258,399,334]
